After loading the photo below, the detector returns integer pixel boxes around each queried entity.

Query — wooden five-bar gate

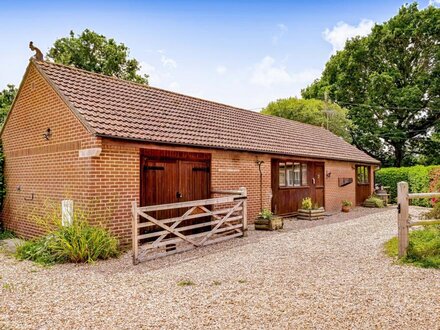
[131,188,247,264]
[397,181,440,258]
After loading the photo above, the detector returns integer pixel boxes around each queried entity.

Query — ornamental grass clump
[16,202,119,265]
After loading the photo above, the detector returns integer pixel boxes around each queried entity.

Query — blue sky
[0,0,438,109]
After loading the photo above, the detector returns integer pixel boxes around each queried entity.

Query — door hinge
[397,203,401,214]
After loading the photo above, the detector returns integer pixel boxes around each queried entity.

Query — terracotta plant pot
[297,207,325,221]
[341,205,350,213]
[255,216,284,231]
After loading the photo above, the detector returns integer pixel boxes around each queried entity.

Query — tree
[262,98,352,141]
[47,29,148,84]
[0,84,15,219]
[0,84,17,126]
[302,4,440,167]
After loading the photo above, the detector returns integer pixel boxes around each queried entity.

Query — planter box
[363,201,381,208]
[255,216,284,231]
[297,208,325,221]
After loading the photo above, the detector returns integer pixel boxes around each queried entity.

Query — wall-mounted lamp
[43,128,52,140]
[326,171,332,178]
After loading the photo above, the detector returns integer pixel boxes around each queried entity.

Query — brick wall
[1,63,101,238]
[324,160,356,212]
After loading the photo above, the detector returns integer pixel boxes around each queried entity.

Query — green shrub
[301,197,313,210]
[364,196,384,208]
[16,204,119,265]
[376,165,440,206]
[258,209,273,220]
[422,202,440,220]
[0,229,15,240]
[385,226,440,269]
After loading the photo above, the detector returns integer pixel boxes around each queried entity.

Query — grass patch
[177,280,195,287]
[15,203,119,265]
[2,283,14,292]
[0,229,15,240]
[385,226,440,269]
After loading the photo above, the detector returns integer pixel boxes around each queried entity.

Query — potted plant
[297,197,325,220]
[341,200,352,212]
[255,209,283,231]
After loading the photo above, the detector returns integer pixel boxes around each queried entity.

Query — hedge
[375,165,440,207]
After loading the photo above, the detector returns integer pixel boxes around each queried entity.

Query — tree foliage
[302,4,440,166]
[0,84,17,126]
[0,84,15,219]
[261,98,352,141]
[47,29,148,84]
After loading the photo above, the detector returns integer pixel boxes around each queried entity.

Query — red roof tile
[34,60,379,164]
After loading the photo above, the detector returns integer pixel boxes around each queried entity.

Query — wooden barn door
[141,149,211,220]
[356,165,371,205]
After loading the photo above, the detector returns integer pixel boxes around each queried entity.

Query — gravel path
[1,207,439,329]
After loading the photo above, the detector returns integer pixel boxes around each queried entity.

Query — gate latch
[397,203,401,214]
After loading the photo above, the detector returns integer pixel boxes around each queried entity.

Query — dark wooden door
[142,159,180,220]
[313,163,325,208]
[356,165,371,205]
[141,150,211,219]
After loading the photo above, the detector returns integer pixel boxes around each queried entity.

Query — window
[301,163,308,186]
[279,163,286,187]
[293,163,301,186]
[278,161,308,187]
[357,166,369,184]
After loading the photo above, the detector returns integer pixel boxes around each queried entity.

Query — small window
[357,166,369,184]
[279,163,286,187]
[278,161,308,188]
[293,163,301,186]
[301,164,308,186]
[286,162,294,187]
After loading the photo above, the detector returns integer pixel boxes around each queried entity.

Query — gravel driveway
[1,208,439,329]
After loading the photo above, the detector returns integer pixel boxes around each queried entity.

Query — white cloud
[272,23,288,45]
[250,56,292,87]
[169,81,180,91]
[429,0,440,6]
[161,54,177,69]
[250,56,319,87]
[216,65,227,75]
[323,19,374,54]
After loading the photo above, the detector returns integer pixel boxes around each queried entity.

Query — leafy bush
[364,196,385,208]
[376,165,440,206]
[385,226,440,269]
[301,197,313,210]
[422,202,440,220]
[0,229,15,240]
[16,204,119,265]
[258,209,273,220]
[341,200,352,207]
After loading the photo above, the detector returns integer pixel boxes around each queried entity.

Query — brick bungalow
[1,59,379,245]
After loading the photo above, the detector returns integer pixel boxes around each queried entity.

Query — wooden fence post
[239,187,248,236]
[397,182,409,258]
[131,201,139,265]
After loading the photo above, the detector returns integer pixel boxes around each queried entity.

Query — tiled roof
[34,60,379,164]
